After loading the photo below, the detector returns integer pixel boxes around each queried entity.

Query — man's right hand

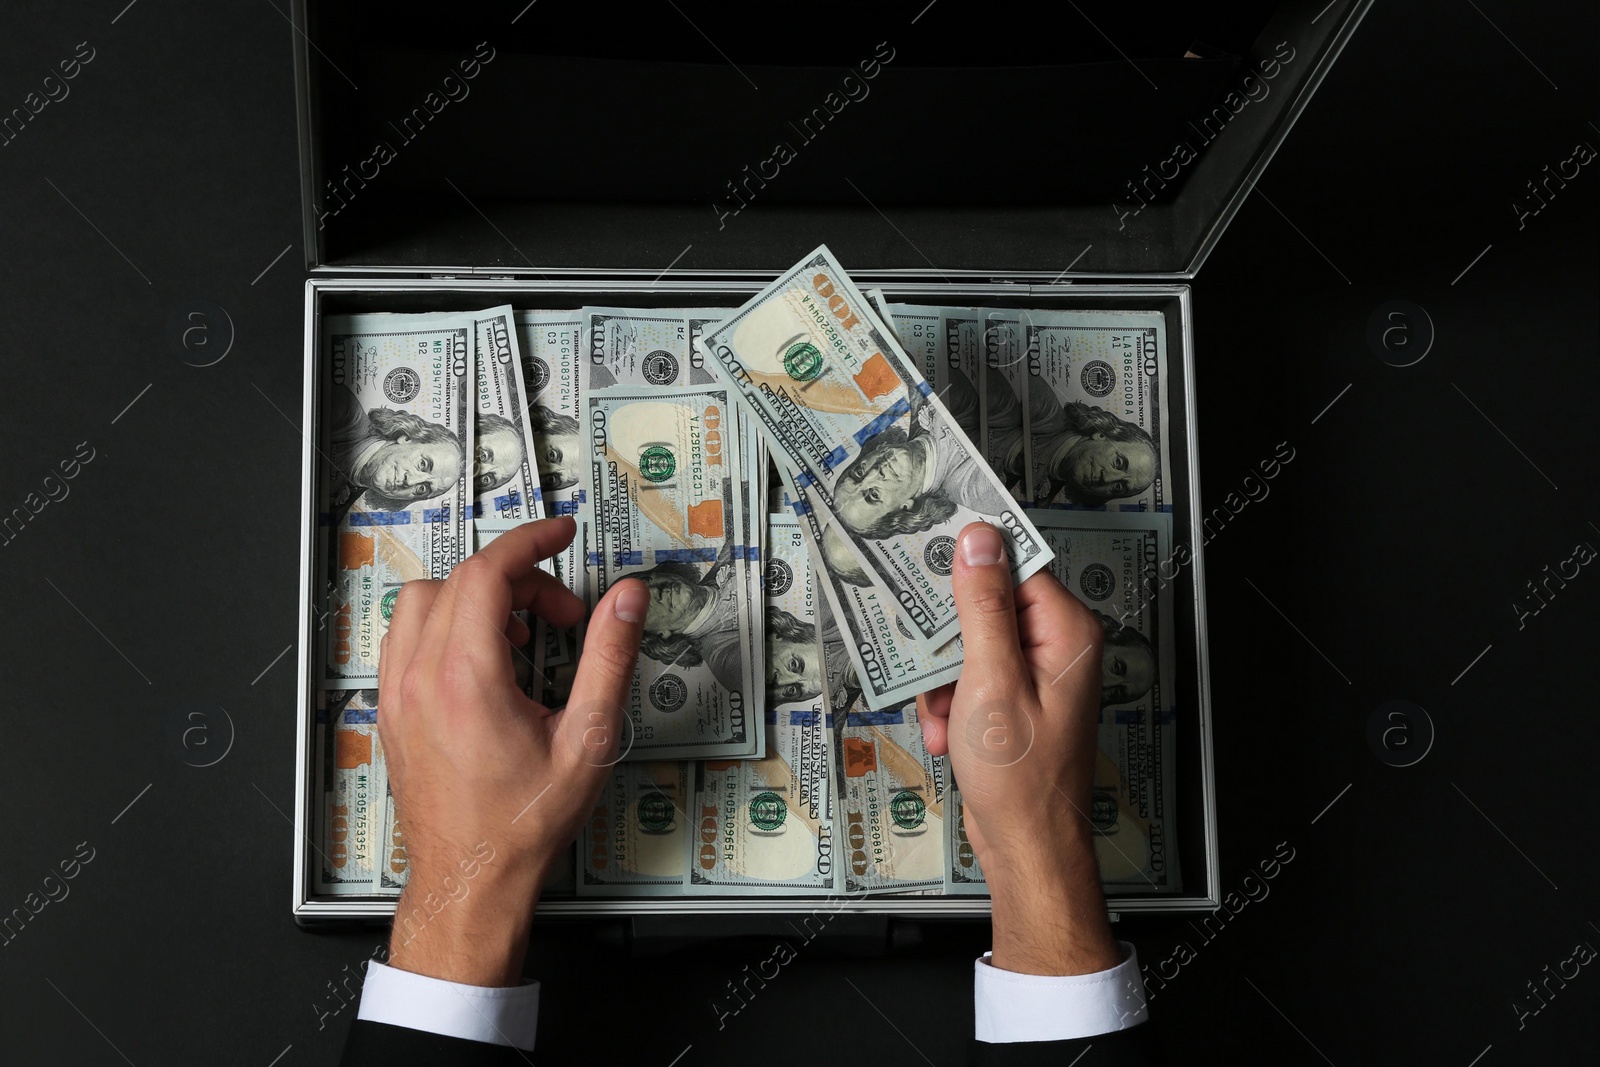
[376,517,647,988]
[917,521,1122,976]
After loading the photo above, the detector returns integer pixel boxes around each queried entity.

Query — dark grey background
[2,1,1596,1064]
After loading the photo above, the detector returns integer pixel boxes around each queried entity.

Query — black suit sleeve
[969,1018,1153,1066]
[341,1020,532,1066]
[341,999,1153,1065]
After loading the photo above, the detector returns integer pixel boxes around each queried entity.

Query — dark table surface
[3,2,1597,1064]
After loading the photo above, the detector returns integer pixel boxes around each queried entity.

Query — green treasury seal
[637,791,676,834]
[889,789,926,830]
[748,791,787,831]
[639,444,676,482]
[783,342,824,382]
[379,587,400,624]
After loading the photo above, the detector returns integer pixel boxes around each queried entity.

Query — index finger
[1013,568,1100,683]
[418,516,579,658]
[470,515,577,589]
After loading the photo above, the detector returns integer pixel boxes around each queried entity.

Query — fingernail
[961,524,1004,567]
[614,581,649,623]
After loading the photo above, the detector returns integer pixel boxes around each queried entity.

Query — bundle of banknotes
[314,246,1181,899]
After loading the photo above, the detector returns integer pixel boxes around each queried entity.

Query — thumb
[952,523,1027,688]
[558,578,648,768]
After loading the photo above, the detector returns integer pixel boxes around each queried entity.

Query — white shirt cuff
[356,961,540,1051]
[974,941,1147,1043]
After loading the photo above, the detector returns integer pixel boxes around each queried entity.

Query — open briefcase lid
[294,1,1369,279]
[292,1,1371,279]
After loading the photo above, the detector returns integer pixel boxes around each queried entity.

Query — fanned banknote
[699,245,1052,651]
[473,306,545,523]
[688,512,841,893]
[835,696,946,893]
[582,386,760,759]
[516,310,585,523]
[517,309,584,682]
[1025,310,1170,513]
[779,464,963,709]
[578,762,691,895]
[471,310,549,687]
[321,311,475,684]
[806,483,1175,713]
[738,410,766,714]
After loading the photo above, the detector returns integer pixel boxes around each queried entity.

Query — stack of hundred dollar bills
[313,246,1181,900]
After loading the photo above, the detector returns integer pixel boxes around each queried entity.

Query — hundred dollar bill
[738,410,766,708]
[764,512,849,714]
[976,309,1033,501]
[689,717,836,893]
[1024,310,1170,512]
[699,245,1052,650]
[857,304,1174,705]
[540,517,592,709]
[316,689,386,894]
[938,309,984,445]
[516,310,585,522]
[835,696,946,893]
[312,690,413,897]
[1032,510,1175,724]
[321,311,475,684]
[377,773,408,894]
[583,386,760,759]
[684,308,737,382]
[531,516,593,709]
[779,464,963,709]
[868,299,992,463]
[799,495,1173,719]
[473,306,545,522]
[827,294,969,703]
[865,294,941,385]
[943,780,987,894]
[471,311,550,687]
[587,307,716,391]
[812,546,862,718]
[578,762,691,894]
[687,512,843,892]
[1094,721,1179,892]
[517,309,584,672]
